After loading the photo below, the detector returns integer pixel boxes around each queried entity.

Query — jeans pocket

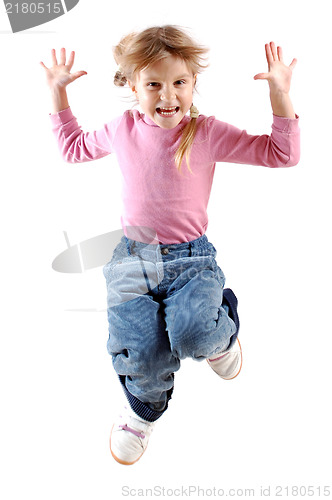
[103,238,127,280]
[215,264,226,288]
[106,257,160,307]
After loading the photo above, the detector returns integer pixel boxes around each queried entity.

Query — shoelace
[119,424,145,440]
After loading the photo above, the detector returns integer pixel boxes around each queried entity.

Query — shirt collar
[141,113,190,129]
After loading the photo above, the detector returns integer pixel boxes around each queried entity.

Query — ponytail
[174,104,199,173]
[112,32,136,87]
[174,117,197,174]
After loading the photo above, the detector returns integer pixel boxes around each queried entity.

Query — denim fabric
[103,234,238,417]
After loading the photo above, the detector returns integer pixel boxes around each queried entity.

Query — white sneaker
[110,406,155,465]
[207,338,242,380]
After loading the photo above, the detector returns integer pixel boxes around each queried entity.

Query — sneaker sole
[110,425,145,466]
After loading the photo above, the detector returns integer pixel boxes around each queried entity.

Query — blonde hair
[113,25,209,172]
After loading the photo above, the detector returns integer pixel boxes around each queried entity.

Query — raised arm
[41,49,119,163]
[254,42,297,118]
[40,48,87,114]
[207,42,300,168]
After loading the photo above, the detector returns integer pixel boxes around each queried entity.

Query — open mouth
[156,107,180,117]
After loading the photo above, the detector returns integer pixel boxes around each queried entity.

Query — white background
[1,0,331,498]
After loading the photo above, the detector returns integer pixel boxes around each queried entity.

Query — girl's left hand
[254,42,297,94]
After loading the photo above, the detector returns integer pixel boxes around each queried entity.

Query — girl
[41,25,300,466]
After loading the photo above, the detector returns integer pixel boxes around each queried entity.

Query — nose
[160,84,176,101]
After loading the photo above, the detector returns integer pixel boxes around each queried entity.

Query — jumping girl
[41,25,300,465]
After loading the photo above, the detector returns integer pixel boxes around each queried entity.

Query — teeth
[157,106,178,116]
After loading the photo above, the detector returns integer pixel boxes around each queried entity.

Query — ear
[127,80,136,93]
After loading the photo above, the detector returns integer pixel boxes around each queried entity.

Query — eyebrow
[141,73,192,81]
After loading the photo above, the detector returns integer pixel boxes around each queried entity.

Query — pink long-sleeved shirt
[50,107,300,244]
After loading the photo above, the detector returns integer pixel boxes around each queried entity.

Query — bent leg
[163,264,237,360]
[104,239,180,420]
[107,293,180,407]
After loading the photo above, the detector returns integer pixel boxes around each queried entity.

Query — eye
[147,82,160,88]
[175,80,186,85]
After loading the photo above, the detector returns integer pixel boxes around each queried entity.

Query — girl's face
[130,55,196,129]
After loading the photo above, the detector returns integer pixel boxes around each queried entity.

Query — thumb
[253,72,269,81]
[71,71,88,82]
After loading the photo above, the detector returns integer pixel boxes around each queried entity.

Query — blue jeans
[103,234,238,422]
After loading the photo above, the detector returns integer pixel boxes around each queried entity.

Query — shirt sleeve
[49,107,123,163]
[208,114,300,168]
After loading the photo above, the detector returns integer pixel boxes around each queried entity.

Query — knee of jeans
[168,308,218,359]
[110,344,180,392]
[111,349,147,376]
[168,292,235,360]
[107,337,159,369]
[170,334,217,360]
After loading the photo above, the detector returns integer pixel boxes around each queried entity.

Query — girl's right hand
[40,48,87,90]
